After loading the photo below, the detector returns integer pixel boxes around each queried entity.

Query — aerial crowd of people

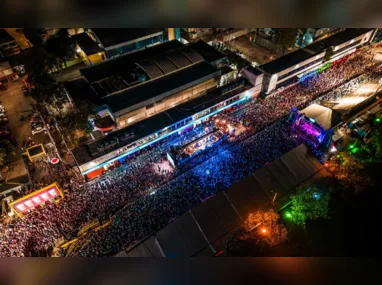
[0,49,379,257]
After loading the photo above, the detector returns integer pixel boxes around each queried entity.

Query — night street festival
[0,49,379,257]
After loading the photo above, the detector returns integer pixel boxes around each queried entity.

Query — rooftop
[300,103,342,130]
[187,40,226,63]
[71,33,103,56]
[91,28,164,48]
[243,65,264,76]
[62,78,100,105]
[102,60,221,114]
[260,28,372,75]
[80,40,184,83]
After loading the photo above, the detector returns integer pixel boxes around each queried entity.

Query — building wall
[88,52,106,65]
[0,40,20,58]
[115,77,219,128]
[105,33,165,58]
[264,29,374,93]
[76,44,106,66]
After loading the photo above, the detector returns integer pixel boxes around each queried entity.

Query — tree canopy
[243,209,288,247]
[289,185,330,228]
[45,29,76,68]
[273,28,299,55]
[326,151,370,193]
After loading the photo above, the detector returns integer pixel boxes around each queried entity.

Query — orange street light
[261,228,267,234]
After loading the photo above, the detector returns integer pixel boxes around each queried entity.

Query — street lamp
[261,228,267,234]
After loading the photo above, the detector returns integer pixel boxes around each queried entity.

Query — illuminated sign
[8,183,64,217]
[50,157,59,164]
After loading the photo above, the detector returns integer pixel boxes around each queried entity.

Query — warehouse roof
[136,47,204,79]
[71,33,103,56]
[62,78,100,104]
[188,40,226,63]
[92,28,164,48]
[80,40,184,83]
[103,60,220,114]
[260,28,372,75]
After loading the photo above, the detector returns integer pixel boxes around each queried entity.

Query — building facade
[258,29,375,94]
[88,28,166,59]
[0,29,21,59]
[73,79,261,179]
[64,40,227,132]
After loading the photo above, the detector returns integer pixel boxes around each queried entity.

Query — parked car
[0,117,9,125]
[32,126,46,136]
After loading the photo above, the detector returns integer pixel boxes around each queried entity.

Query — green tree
[369,121,382,159]
[290,186,330,229]
[19,46,62,103]
[326,152,370,193]
[46,28,76,69]
[274,28,299,55]
[22,28,46,47]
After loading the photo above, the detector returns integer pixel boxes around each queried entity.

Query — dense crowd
[0,50,379,257]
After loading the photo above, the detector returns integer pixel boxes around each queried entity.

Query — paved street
[0,79,51,188]
[0,79,34,162]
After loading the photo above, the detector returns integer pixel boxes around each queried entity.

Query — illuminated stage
[167,128,226,167]
[287,107,334,149]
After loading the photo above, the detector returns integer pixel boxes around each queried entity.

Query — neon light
[82,96,248,175]
[351,147,359,154]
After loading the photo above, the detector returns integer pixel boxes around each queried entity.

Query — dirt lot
[226,37,279,65]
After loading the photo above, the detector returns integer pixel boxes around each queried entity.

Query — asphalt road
[0,79,34,163]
